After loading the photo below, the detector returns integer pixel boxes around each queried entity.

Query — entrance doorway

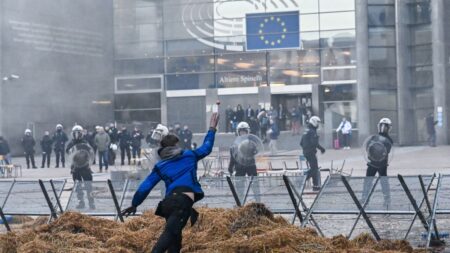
[271,94,312,131]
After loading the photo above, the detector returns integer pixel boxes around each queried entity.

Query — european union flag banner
[246,11,300,50]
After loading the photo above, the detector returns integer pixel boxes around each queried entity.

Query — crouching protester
[122,113,220,253]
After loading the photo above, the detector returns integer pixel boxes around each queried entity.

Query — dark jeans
[152,193,194,253]
[55,149,65,167]
[41,151,51,168]
[362,165,390,207]
[120,146,131,165]
[304,152,321,190]
[98,150,109,170]
[72,167,93,205]
[342,134,350,147]
[25,152,36,168]
[132,146,141,161]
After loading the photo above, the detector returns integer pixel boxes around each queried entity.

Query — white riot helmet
[236,121,250,136]
[151,124,169,142]
[24,129,32,135]
[378,118,392,134]
[56,124,63,130]
[72,125,84,140]
[308,116,321,128]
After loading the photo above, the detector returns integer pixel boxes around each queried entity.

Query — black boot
[76,201,85,209]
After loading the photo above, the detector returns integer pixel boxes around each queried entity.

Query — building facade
[113,0,450,146]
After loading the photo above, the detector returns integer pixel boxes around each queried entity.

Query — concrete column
[355,0,371,144]
[431,0,448,144]
[396,0,415,145]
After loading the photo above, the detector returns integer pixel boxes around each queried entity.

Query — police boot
[76,201,85,209]
[62,163,65,168]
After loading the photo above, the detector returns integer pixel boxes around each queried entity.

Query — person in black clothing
[362,118,394,207]
[66,125,95,209]
[86,127,98,164]
[22,129,37,169]
[235,104,244,123]
[131,126,144,165]
[146,128,158,148]
[0,136,11,164]
[53,124,68,168]
[225,105,234,133]
[119,126,132,165]
[106,124,119,165]
[228,121,260,202]
[180,125,193,150]
[300,116,325,191]
[40,131,53,168]
[244,105,255,123]
[426,112,438,147]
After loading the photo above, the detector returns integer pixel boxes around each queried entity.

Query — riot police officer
[119,126,132,165]
[300,116,325,191]
[66,125,95,209]
[53,124,68,168]
[22,129,37,169]
[131,126,144,165]
[40,131,53,168]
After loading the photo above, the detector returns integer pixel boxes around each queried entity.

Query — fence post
[39,180,58,220]
[108,180,124,222]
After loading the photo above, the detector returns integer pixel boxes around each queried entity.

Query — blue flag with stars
[246,11,300,50]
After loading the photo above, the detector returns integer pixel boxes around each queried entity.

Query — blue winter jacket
[131,129,216,207]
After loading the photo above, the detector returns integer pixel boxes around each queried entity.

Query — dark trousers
[362,165,390,206]
[72,167,93,205]
[120,146,131,165]
[428,132,436,147]
[55,149,65,167]
[41,151,51,168]
[98,150,109,170]
[25,152,36,168]
[92,147,97,163]
[342,134,350,147]
[304,152,321,190]
[132,146,141,162]
[152,194,193,253]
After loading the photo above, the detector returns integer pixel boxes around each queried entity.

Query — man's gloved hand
[320,148,326,154]
[121,206,137,217]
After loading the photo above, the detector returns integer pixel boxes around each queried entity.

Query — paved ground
[3,144,450,181]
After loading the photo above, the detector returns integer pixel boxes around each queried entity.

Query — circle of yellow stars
[258,16,287,46]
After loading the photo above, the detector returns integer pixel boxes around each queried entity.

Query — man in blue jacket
[122,113,219,253]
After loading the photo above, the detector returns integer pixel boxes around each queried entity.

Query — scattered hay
[0,203,422,252]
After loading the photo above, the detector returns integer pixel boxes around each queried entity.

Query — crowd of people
[0,123,194,171]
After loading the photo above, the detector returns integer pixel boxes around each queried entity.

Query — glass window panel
[300,14,319,32]
[115,58,164,75]
[166,73,214,90]
[323,101,358,128]
[322,84,355,101]
[166,39,214,57]
[319,12,356,30]
[322,68,356,81]
[116,77,162,92]
[115,41,164,58]
[369,27,396,47]
[136,6,162,24]
[410,26,432,45]
[408,2,431,24]
[411,66,433,87]
[139,23,163,41]
[297,0,319,14]
[269,68,319,85]
[320,0,355,12]
[216,52,266,71]
[368,5,395,27]
[320,30,356,48]
[167,56,214,73]
[301,32,320,49]
[414,89,434,109]
[368,0,394,4]
[115,109,161,123]
[369,47,396,67]
[411,44,432,66]
[115,93,161,109]
[114,8,135,26]
[115,25,139,43]
[321,48,356,66]
[369,67,397,88]
[216,71,267,88]
[270,49,320,69]
[370,90,397,110]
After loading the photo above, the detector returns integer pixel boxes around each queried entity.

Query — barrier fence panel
[348,175,434,244]
[65,180,125,216]
[2,180,66,216]
[120,180,165,213]
[0,181,15,208]
[429,174,450,249]
[302,176,377,237]
[196,177,238,208]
